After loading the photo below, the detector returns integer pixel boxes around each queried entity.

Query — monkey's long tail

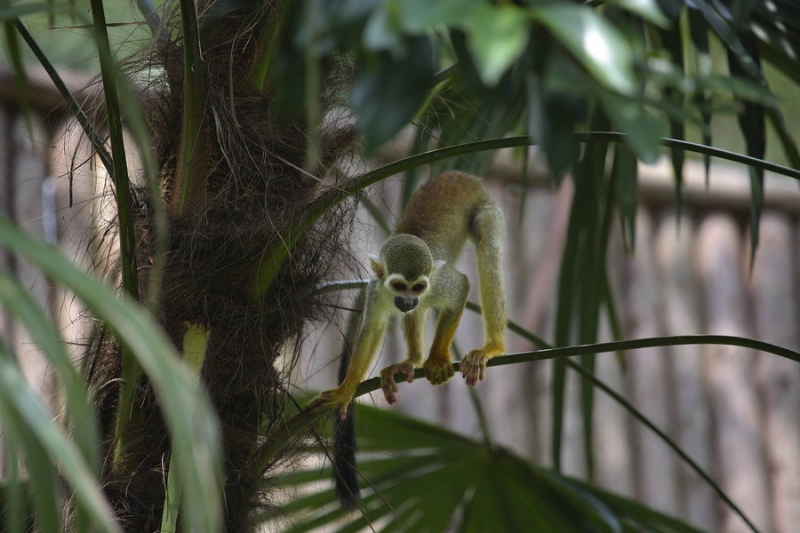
[332,290,365,510]
[332,397,359,510]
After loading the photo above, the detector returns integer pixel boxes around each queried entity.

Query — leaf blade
[532,4,635,95]
[0,216,223,533]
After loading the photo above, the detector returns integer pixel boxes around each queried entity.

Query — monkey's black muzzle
[394,296,418,313]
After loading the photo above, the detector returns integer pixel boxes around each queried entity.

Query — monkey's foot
[461,347,502,386]
[307,387,354,420]
[380,361,416,405]
[423,356,455,386]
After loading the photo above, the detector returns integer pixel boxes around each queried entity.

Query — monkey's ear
[432,259,446,273]
[369,254,385,279]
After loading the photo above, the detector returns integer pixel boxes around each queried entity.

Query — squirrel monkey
[309,171,507,416]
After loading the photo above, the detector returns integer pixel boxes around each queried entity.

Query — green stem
[88,1,137,300]
[581,131,800,179]
[252,132,800,297]
[14,22,111,165]
[160,323,210,533]
[252,137,546,296]
[257,326,784,533]
[4,21,33,145]
[339,333,800,392]
[251,1,290,92]
[564,357,758,533]
[259,326,799,478]
[317,133,800,226]
[16,21,166,312]
[304,1,321,171]
[89,0,142,463]
[174,0,208,215]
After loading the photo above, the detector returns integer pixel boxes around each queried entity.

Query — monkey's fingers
[461,350,490,386]
[307,388,351,414]
[423,357,455,385]
[306,396,325,411]
[382,379,400,405]
[379,368,397,404]
[380,372,399,404]
[462,365,485,386]
[380,363,415,381]
[379,361,417,404]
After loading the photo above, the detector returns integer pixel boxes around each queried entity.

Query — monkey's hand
[307,386,355,420]
[461,346,503,386]
[380,361,416,404]
[423,355,455,386]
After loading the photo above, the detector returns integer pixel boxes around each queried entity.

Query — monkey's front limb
[379,310,426,404]
[422,298,464,385]
[379,357,456,402]
[378,306,464,399]
[308,319,388,419]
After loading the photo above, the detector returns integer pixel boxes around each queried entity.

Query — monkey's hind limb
[460,199,507,386]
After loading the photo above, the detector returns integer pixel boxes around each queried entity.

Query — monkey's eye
[391,282,407,292]
[412,284,426,293]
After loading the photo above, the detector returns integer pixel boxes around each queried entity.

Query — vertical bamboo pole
[697,213,772,533]
[0,102,10,477]
[655,212,717,531]
[624,210,678,515]
[751,212,800,533]
[10,113,55,404]
[52,120,95,364]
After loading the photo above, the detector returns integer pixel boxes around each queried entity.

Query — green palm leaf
[266,402,705,533]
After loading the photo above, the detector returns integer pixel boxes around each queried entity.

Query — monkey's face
[383,273,429,313]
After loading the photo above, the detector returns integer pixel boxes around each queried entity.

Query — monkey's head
[369,234,446,313]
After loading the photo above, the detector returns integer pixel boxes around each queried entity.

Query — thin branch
[135,0,162,36]
[14,23,113,173]
[565,358,759,533]
[252,133,800,297]
[258,331,800,476]
[581,131,800,180]
[346,334,800,394]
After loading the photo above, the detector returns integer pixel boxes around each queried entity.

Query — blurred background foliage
[1,0,800,531]
[9,0,800,165]
[2,0,152,70]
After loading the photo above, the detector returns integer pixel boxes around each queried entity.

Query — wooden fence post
[655,211,717,531]
[751,211,800,533]
[10,113,56,405]
[624,209,678,515]
[697,213,772,533]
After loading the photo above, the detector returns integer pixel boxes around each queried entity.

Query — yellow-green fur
[309,169,507,411]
